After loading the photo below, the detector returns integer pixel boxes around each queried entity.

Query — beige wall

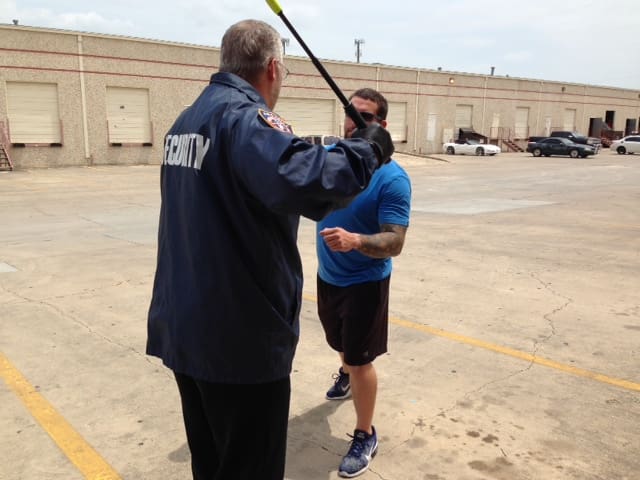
[1,26,215,168]
[1,24,639,167]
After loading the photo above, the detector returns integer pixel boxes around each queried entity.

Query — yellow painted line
[388,316,640,392]
[302,294,640,392]
[0,352,121,480]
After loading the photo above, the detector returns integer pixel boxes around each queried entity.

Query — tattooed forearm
[356,224,408,258]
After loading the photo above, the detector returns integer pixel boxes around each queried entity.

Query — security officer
[146,19,393,480]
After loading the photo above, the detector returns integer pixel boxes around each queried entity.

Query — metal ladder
[0,121,13,171]
[0,143,12,171]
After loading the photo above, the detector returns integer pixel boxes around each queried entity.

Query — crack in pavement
[530,272,573,357]
[0,288,167,377]
[386,271,575,455]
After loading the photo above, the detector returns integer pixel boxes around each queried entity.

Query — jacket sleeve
[225,106,379,221]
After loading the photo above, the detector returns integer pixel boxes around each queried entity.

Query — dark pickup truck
[528,131,601,152]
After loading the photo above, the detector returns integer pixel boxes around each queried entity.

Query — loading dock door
[387,102,407,142]
[490,113,500,138]
[455,105,473,129]
[514,107,529,139]
[276,98,335,136]
[106,87,152,144]
[625,119,637,136]
[605,111,615,128]
[6,82,62,144]
[544,116,552,136]
[426,113,438,153]
[563,109,576,131]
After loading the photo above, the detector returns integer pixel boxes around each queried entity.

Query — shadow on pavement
[286,400,350,480]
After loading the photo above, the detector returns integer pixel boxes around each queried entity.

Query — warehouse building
[1,24,639,169]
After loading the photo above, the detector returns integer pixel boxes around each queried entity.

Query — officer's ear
[267,58,279,82]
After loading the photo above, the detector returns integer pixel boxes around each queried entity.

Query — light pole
[354,38,365,63]
[281,37,290,56]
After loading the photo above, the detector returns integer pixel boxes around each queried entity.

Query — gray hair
[219,20,283,83]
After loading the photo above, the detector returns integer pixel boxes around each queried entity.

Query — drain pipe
[77,35,91,163]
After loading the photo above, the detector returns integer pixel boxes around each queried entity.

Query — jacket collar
[209,72,264,104]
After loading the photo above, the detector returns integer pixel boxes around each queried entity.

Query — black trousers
[174,372,291,480]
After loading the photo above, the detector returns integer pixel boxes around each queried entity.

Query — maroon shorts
[317,275,390,366]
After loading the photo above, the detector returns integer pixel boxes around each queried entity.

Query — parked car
[443,139,501,156]
[551,131,601,151]
[528,131,601,152]
[526,137,596,158]
[610,135,640,155]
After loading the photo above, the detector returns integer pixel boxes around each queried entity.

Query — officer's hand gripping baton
[265,0,367,129]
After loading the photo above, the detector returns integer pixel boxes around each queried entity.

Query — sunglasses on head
[358,111,382,122]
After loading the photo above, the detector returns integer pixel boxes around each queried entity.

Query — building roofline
[2,23,638,93]
[0,23,219,51]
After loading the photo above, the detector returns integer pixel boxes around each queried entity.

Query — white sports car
[443,139,501,156]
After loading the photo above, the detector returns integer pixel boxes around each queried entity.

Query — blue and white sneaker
[338,427,378,478]
[326,368,351,400]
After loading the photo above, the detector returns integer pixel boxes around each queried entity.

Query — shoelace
[332,371,348,385]
[345,433,366,457]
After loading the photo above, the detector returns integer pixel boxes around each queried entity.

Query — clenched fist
[319,227,361,252]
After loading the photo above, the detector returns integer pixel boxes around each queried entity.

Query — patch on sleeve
[258,109,294,134]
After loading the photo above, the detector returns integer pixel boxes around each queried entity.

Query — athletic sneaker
[338,427,378,478]
[326,368,351,400]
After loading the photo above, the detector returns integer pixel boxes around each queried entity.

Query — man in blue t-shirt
[316,88,412,478]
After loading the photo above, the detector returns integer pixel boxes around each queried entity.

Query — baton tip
[266,0,283,15]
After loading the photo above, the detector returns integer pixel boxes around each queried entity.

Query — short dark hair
[349,88,388,121]
[219,20,282,83]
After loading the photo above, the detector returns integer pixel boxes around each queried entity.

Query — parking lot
[1,149,639,480]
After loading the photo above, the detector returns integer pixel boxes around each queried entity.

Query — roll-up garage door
[515,107,530,139]
[455,105,473,129]
[275,98,335,137]
[106,87,152,144]
[563,109,576,132]
[387,102,407,142]
[6,82,61,144]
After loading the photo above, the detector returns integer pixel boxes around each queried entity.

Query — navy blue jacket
[146,72,379,384]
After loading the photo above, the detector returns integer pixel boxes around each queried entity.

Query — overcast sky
[3,0,639,90]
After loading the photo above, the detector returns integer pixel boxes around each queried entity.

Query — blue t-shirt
[317,159,411,286]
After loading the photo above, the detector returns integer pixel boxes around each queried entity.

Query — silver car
[610,135,640,155]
